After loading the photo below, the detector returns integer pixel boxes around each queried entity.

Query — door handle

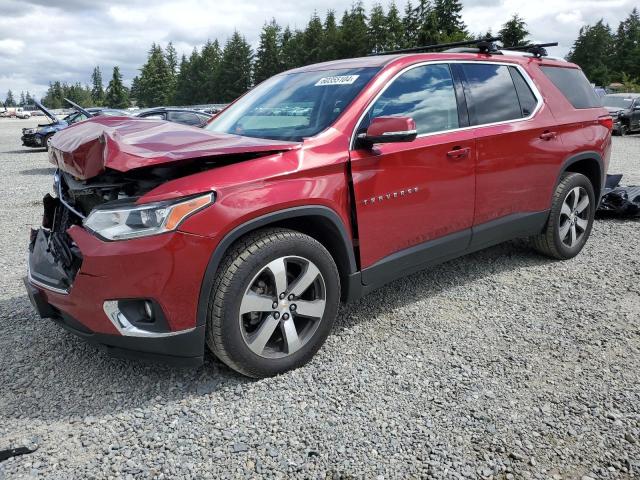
[446,147,470,159]
[539,130,557,140]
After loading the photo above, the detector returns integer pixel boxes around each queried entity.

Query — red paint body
[38,52,611,337]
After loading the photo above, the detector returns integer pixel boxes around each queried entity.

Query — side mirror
[359,116,417,146]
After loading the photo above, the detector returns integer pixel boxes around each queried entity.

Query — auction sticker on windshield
[315,75,360,86]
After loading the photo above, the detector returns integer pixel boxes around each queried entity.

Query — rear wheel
[206,228,340,378]
[531,172,595,260]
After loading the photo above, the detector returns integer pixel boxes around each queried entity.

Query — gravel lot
[0,117,639,479]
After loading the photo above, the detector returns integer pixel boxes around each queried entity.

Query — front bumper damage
[25,192,216,366]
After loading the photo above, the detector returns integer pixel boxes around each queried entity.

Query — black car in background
[135,108,212,127]
[603,93,640,135]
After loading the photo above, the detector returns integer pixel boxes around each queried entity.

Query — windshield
[603,96,633,109]
[206,67,380,141]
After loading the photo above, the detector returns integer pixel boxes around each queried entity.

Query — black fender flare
[195,205,358,326]
[556,151,605,199]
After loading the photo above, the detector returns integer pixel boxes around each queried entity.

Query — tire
[620,125,627,137]
[205,228,340,378]
[531,172,596,260]
[44,133,54,151]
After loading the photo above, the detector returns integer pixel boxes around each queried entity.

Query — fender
[195,205,358,326]
[556,151,605,199]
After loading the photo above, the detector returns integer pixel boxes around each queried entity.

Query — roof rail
[502,42,558,58]
[371,37,502,56]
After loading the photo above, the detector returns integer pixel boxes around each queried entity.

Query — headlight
[23,128,36,134]
[83,193,214,241]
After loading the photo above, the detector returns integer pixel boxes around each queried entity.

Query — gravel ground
[0,117,639,479]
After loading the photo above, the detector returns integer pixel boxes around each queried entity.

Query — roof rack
[502,42,559,58]
[371,37,502,56]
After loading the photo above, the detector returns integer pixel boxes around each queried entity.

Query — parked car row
[20,100,218,149]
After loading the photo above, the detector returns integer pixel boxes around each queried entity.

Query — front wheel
[531,172,595,260]
[205,228,340,378]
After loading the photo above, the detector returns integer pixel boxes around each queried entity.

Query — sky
[0,0,637,100]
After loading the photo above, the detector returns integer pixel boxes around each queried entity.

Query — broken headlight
[83,193,213,241]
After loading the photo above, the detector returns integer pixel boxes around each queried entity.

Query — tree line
[11,2,639,110]
[567,8,640,91]
[3,90,35,107]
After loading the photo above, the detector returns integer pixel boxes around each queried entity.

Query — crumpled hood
[49,116,301,180]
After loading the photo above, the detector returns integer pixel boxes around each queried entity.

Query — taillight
[598,115,613,130]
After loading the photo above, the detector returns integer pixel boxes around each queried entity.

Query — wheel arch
[196,206,359,326]
[558,152,604,202]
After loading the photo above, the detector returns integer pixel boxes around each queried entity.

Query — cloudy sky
[0,0,636,99]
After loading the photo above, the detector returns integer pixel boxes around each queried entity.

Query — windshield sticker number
[315,75,360,86]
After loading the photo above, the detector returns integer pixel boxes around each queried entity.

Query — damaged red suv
[25,43,611,377]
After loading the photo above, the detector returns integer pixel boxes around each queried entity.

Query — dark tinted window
[367,64,459,135]
[462,64,521,125]
[540,66,602,109]
[169,111,201,125]
[509,67,538,116]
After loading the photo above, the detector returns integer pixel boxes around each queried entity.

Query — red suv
[25,46,611,377]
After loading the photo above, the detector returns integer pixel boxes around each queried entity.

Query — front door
[349,63,476,284]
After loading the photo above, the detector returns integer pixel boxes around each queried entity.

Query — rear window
[461,64,522,125]
[540,66,602,109]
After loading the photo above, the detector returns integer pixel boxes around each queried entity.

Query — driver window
[365,64,459,135]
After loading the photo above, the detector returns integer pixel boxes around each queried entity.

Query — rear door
[350,63,476,281]
[458,62,563,234]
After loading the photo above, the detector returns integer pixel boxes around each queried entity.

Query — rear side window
[540,66,602,109]
[461,64,522,125]
[509,67,538,117]
[368,63,459,135]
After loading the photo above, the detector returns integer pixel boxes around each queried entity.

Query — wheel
[531,172,595,260]
[206,228,340,378]
[620,125,627,137]
[44,133,54,151]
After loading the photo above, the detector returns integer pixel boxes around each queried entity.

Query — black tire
[43,133,54,151]
[531,172,596,260]
[205,228,340,378]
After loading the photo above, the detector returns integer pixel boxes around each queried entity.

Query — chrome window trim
[349,60,543,150]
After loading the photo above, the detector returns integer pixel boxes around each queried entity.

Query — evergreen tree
[25,91,33,105]
[415,0,438,45]
[218,31,253,102]
[368,4,388,53]
[567,20,614,86]
[402,1,420,47]
[137,43,173,107]
[304,13,324,64]
[165,41,179,102]
[386,2,405,50]
[105,66,129,108]
[281,26,305,69]
[613,8,640,81]
[197,40,223,103]
[5,90,15,106]
[434,0,467,41]
[321,10,340,61]
[338,2,369,58]
[255,20,283,84]
[19,91,26,106]
[499,14,529,47]
[130,76,140,105]
[173,54,193,105]
[90,66,105,106]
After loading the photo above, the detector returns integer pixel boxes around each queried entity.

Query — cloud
[0,0,637,99]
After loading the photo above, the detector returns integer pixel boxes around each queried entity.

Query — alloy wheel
[238,256,326,359]
[558,186,590,248]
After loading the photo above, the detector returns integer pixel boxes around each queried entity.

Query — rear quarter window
[540,66,602,109]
